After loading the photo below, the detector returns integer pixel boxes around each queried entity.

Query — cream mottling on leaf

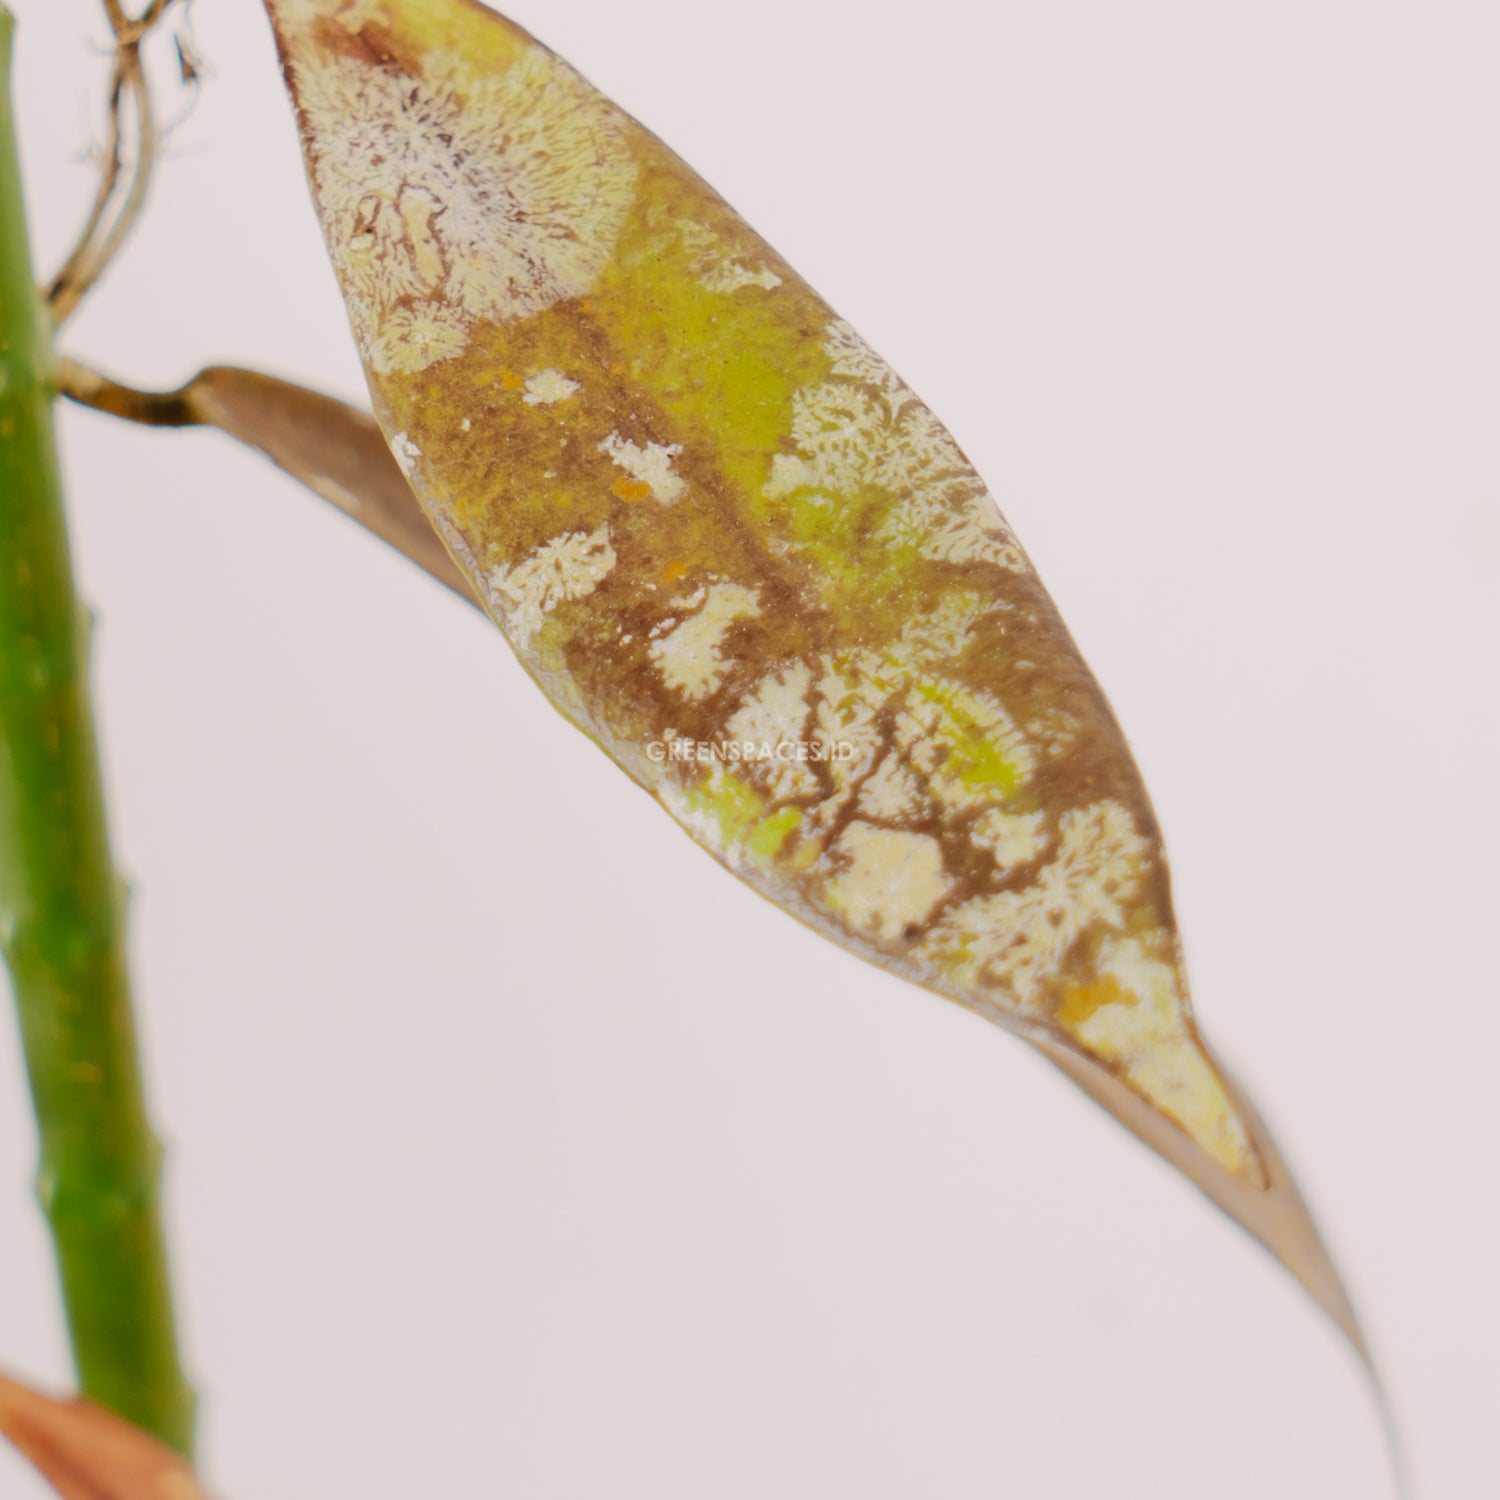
[267,0,1380,1310]
[680,219,783,294]
[523,369,581,406]
[703,261,782,294]
[380,306,470,373]
[649,583,760,699]
[826,822,953,942]
[598,431,687,504]
[898,679,1034,809]
[333,0,384,30]
[924,800,1148,1003]
[1026,704,1082,760]
[767,322,1028,571]
[725,661,812,747]
[390,431,422,478]
[484,523,616,651]
[856,755,923,821]
[804,658,892,831]
[896,589,987,664]
[1066,936,1254,1176]
[972,808,1049,870]
[795,636,1035,838]
[277,22,636,374]
[724,663,821,799]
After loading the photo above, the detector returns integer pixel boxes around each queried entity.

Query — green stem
[0,8,193,1455]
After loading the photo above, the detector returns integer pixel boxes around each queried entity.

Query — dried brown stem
[47,2,179,324]
[56,356,479,605]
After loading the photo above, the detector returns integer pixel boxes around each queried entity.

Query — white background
[2,1,1496,1496]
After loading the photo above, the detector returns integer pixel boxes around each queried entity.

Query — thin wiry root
[46,1,193,324]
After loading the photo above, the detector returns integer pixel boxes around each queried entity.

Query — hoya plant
[1,0,1409,1494]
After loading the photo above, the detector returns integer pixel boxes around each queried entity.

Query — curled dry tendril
[46,0,195,324]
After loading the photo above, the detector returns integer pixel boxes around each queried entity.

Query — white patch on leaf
[704,261,782,293]
[484,524,616,651]
[281,30,637,374]
[822,318,912,405]
[767,320,1027,570]
[895,679,1034,813]
[649,583,760,699]
[679,221,781,294]
[599,431,687,503]
[523,369,581,406]
[1071,936,1255,1176]
[897,590,985,665]
[856,755,922,821]
[796,623,1033,838]
[826,822,952,942]
[923,799,1149,1004]
[1026,705,1081,760]
[390,431,422,479]
[724,662,819,799]
[328,0,385,34]
[658,774,729,855]
[804,657,889,829]
[972,809,1048,870]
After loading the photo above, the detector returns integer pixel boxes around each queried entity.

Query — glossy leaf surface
[264,0,1363,1345]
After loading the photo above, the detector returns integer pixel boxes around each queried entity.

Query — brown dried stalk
[47,1,181,324]
[57,355,478,604]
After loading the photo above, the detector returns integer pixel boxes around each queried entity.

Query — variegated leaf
[263,0,1364,1348]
